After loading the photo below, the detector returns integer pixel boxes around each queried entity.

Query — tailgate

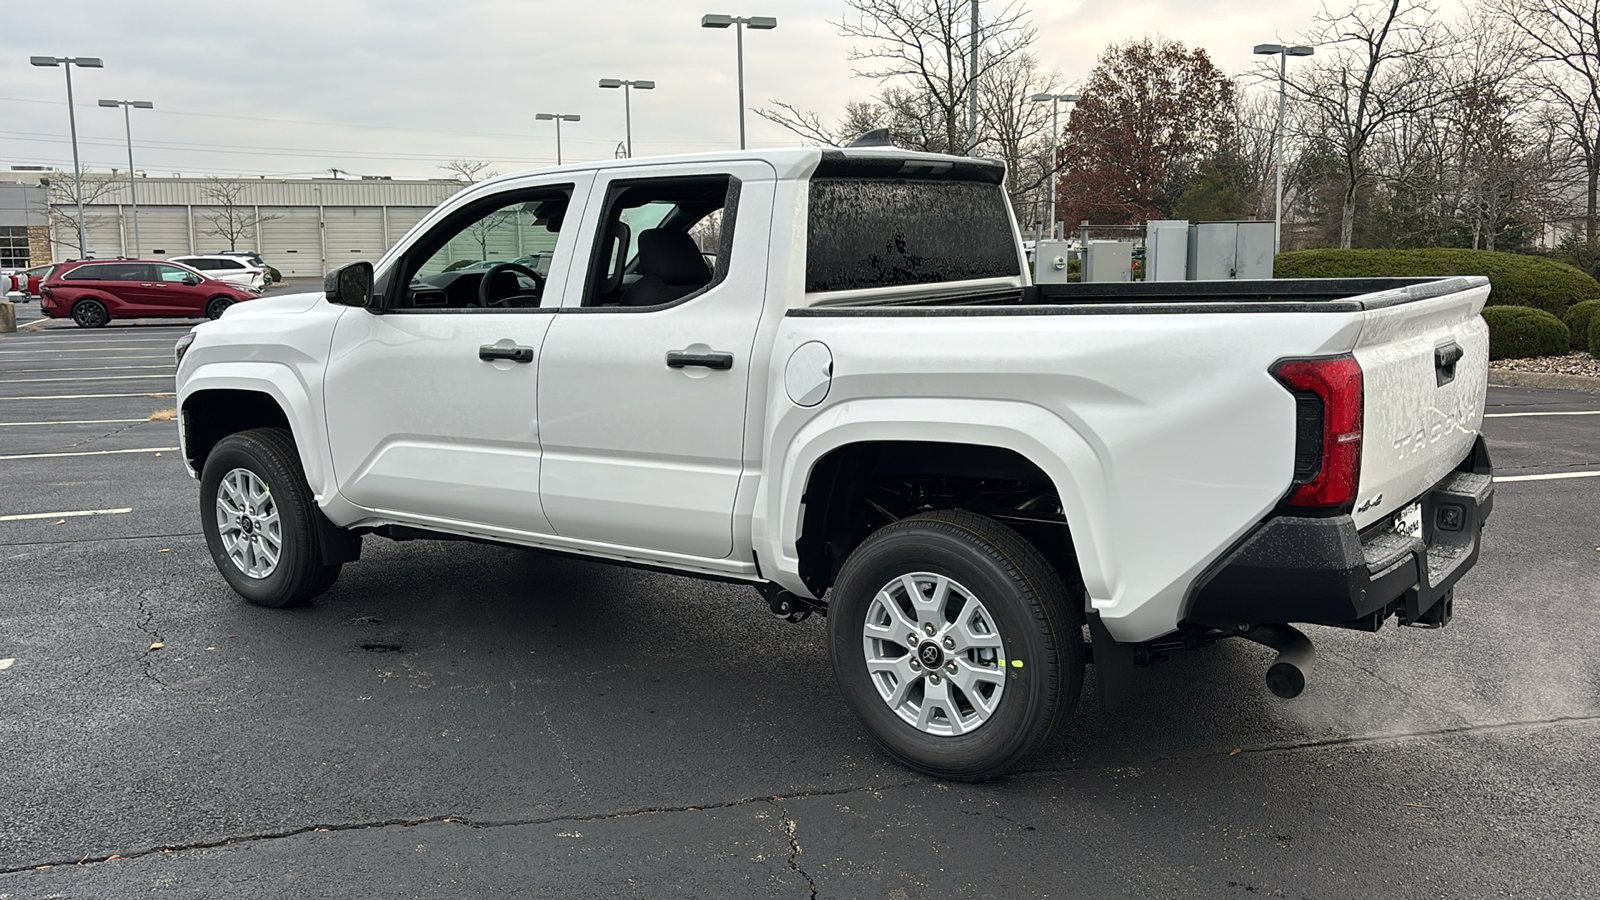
[1351,277,1490,531]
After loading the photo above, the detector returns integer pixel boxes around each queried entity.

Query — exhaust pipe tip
[1242,624,1316,699]
[1265,660,1307,698]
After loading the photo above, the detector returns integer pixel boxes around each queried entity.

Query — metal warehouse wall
[43,175,465,275]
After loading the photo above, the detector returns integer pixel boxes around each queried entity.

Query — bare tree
[1288,0,1446,248]
[838,0,1035,153]
[1487,0,1600,251]
[41,172,121,258]
[198,178,279,251]
[439,160,498,183]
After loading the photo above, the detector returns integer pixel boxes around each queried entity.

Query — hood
[227,290,326,317]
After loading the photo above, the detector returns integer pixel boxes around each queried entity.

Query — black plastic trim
[1183,437,1494,629]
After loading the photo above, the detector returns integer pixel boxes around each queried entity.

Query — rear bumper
[1185,436,1493,630]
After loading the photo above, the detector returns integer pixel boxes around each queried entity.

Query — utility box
[1235,221,1275,279]
[1083,240,1132,283]
[1033,240,1074,284]
[1145,220,1189,282]
[1187,221,1277,280]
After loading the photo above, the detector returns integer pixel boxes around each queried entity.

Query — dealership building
[1,173,466,278]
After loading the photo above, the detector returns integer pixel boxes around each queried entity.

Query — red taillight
[1272,355,1363,509]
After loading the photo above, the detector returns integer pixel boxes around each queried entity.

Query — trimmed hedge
[1564,299,1600,351]
[1482,305,1571,360]
[1591,315,1600,357]
[1275,248,1600,317]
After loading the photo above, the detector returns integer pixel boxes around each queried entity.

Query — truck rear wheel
[827,509,1084,781]
[199,427,341,608]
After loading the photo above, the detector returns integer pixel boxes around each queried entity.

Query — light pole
[1253,43,1314,255]
[31,55,104,258]
[598,78,655,158]
[700,13,777,150]
[536,113,580,165]
[1028,92,1079,241]
[98,98,152,258]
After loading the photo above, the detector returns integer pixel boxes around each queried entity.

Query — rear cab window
[804,153,1021,296]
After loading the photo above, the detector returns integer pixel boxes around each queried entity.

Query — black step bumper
[1184,437,1493,630]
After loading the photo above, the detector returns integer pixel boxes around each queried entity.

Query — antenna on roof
[846,128,894,148]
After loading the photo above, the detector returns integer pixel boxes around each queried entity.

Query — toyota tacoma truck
[174,147,1493,780]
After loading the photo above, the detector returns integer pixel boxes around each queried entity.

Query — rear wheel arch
[795,440,1080,599]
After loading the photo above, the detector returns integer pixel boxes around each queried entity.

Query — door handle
[479,344,534,363]
[666,349,734,370]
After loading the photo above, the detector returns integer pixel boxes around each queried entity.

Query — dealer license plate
[1393,501,1423,539]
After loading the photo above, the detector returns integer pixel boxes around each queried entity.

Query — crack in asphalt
[0,784,891,876]
[1029,712,1600,777]
[1319,646,1475,729]
[55,419,165,454]
[4,714,1598,877]
[0,532,202,548]
[134,588,168,687]
[770,797,819,899]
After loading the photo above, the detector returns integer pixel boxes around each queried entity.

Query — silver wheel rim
[215,467,282,579]
[862,572,1008,737]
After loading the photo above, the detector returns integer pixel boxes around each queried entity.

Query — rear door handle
[479,344,534,363]
[666,349,734,370]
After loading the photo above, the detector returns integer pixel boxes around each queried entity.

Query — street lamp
[98,98,153,258]
[1253,43,1314,255]
[700,13,777,150]
[535,113,581,165]
[598,78,655,158]
[1029,92,1079,241]
[31,55,104,258]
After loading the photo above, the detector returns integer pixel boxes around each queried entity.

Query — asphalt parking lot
[1,310,1598,898]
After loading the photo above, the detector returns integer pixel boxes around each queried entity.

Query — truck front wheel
[199,427,341,608]
[827,509,1084,781]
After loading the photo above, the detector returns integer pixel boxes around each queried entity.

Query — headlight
[174,331,197,366]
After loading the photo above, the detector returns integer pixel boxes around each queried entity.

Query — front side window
[393,186,571,311]
[215,258,244,270]
[582,175,735,308]
[156,265,194,283]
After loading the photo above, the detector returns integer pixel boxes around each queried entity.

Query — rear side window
[805,178,1019,293]
[215,258,244,269]
[61,264,105,281]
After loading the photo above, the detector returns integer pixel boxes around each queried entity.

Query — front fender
[752,397,1115,609]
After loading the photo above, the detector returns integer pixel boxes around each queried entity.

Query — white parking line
[0,419,147,426]
[0,507,132,522]
[0,392,175,401]
[1497,471,1600,483]
[8,365,174,374]
[5,374,173,384]
[0,446,179,461]
[1485,410,1600,418]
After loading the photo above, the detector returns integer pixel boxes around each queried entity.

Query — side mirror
[185,274,201,286]
[325,261,374,308]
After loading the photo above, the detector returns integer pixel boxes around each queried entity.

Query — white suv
[171,255,267,290]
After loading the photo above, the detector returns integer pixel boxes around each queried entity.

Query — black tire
[205,296,234,319]
[827,509,1084,781]
[71,299,109,328]
[199,427,341,608]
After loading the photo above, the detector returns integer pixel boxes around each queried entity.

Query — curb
[1488,369,1600,393]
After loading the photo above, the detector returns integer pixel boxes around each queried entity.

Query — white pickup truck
[175,147,1494,780]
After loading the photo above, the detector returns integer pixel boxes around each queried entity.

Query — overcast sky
[5,0,1404,181]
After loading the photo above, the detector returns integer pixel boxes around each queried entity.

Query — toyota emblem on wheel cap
[919,642,943,667]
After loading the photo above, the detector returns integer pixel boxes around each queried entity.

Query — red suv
[39,260,261,328]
